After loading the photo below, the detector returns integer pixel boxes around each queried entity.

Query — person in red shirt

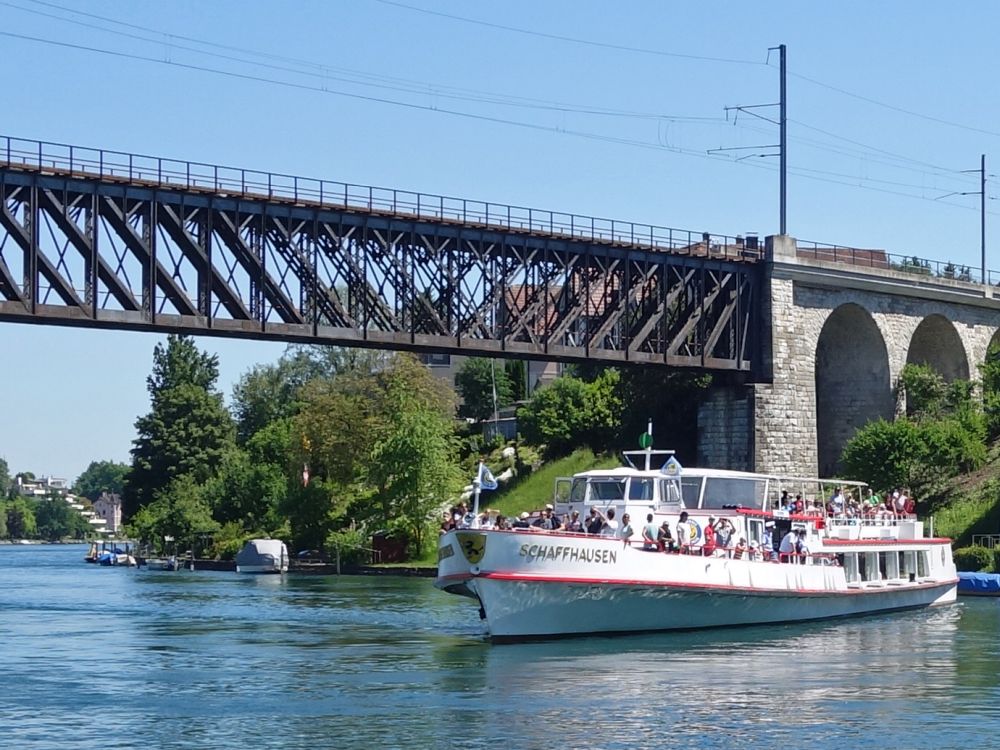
[702,516,717,557]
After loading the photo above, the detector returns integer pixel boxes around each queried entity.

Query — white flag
[477,462,498,491]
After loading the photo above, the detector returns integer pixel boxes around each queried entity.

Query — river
[2,544,998,749]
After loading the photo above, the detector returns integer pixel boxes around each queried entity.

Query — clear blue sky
[3,0,1000,481]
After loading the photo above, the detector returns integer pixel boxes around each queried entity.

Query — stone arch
[814,303,893,477]
[906,314,970,382]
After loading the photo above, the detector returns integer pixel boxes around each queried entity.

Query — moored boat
[436,445,957,641]
[235,539,289,574]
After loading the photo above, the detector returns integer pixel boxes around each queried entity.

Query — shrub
[953,545,993,572]
[325,527,371,567]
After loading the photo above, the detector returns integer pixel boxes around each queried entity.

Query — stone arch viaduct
[698,235,1000,479]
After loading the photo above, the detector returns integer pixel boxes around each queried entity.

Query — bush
[325,527,370,567]
[953,545,993,572]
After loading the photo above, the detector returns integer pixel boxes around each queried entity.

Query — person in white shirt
[618,513,634,544]
[778,529,798,562]
[598,507,619,537]
[676,511,692,553]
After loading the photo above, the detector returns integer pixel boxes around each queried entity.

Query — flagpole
[472,461,483,523]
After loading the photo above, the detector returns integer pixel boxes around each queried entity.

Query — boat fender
[470,565,481,576]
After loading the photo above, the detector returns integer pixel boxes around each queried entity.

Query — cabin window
[885,551,900,580]
[747,519,764,547]
[903,551,916,580]
[570,479,587,503]
[590,479,627,502]
[917,551,929,578]
[628,478,654,501]
[864,552,880,581]
[680,478,702,507]
[700,477,767,510]
[878,552,888,580]
[660,479,683,505]
[844,553,860,583]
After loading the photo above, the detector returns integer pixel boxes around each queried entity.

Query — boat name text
[518,544,617,564]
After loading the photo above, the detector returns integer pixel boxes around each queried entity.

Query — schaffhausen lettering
[517,543,617,564]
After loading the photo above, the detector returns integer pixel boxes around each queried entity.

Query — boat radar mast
[621,419,676,471]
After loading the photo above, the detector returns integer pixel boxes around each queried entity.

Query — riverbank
[184,558,436,577]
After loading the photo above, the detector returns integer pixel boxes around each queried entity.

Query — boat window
[864,552,880,581]
[660,479,684,505]
[569,479,587,503]
[844,553,860,583]
[680,478,702,507]
[589,478,627,502]
[917,551,929,578]
[878,552,888,580]
[628,478,654,501]
[700,477,767,510]
[886,551,900,580]
[903,551,917,581]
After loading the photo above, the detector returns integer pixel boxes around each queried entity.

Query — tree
[518,376,590,455]
[35,497,92,541]
[202,446,287,533]
[126,475,220,551]
[74,460,129,501]
[125,336,235,517]
[368,407,462,555]
[0,457,9,498]
[454,357,513,421]
[617,369,712,461]
[6,498,37,539]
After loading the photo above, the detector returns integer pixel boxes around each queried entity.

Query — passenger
[714,518,734,554]
[533,504,563,531]
[676,511,693,554]
[796,529,809,561]
[439,512,455,535]
[598,507,619,538]
[585,507,604,535]
[761,520,775,558]
[893,491,908,516]
[702,516,717,557]
[512,511,532,529]
[779,490,790,509]
[565,509,585,533]
[494,514,510,531]
[618,513,634,544]
[657,521,675,553]
[642,514,660,551]
[747,540,762,561]
[793,495,804,514]
[733,537,748,560]
[778,528,798,562]
[831,487,845,515]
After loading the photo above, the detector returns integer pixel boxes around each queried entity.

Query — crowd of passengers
[440,503,819,563]
[772,487,916,520]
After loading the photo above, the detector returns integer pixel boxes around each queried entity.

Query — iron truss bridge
[0,136,763,371]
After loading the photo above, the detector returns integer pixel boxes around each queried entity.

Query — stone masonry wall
[697,386,753,471]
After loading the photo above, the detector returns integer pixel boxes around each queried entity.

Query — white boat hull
[436,529,957,640]
[235,564,287,574]
[470,575,956,640]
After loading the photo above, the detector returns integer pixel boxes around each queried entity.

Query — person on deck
[565,509,585,533]
[586,507,604,536]
[618,513,634,544]
[657,521,675,553]
[676,512,693,554]
[642,514,660,551]
[702,516,717,557]
[598,507,619,538]
[778,528,798,562]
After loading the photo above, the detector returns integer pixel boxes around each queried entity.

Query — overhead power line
[370,0,766,66]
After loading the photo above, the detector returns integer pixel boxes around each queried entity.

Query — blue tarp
[957,571,1000,596]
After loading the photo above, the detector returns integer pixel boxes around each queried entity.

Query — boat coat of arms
[455,532,487,564]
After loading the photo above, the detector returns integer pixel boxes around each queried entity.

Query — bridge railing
[797,239,990,285]
[0,134,760,260]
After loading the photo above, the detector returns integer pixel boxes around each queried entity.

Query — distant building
[14,475,69,497]
[93,492,123,534]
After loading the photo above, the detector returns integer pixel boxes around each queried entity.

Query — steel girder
[0,165,760,371]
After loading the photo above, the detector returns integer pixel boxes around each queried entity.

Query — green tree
[35,497,92,541]
[455,357,513,421]
[0,500,7,537]
[126,475,220,551]
[518,376,590,455]
[0,457,9,498]
[617,369,712,461]
[841,418,922,492]
[6,498,37,539]
[202,446,287,533]
[368,407,462,555]
[896,363,948,418]
[74,460,129,501]
[125,336,235,518]
[505,360,527,402]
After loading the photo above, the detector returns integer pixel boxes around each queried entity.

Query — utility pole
[716,45,787,236]
[981,154,987,284]
[779,44,787,236]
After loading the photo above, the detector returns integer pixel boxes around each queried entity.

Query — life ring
[687,520,702,544]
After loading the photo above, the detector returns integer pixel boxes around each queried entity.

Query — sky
[3,0,1000,481]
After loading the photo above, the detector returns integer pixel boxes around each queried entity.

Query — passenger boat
[435,443,957,641]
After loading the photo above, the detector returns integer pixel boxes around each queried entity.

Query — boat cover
[957,571,1000,596]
